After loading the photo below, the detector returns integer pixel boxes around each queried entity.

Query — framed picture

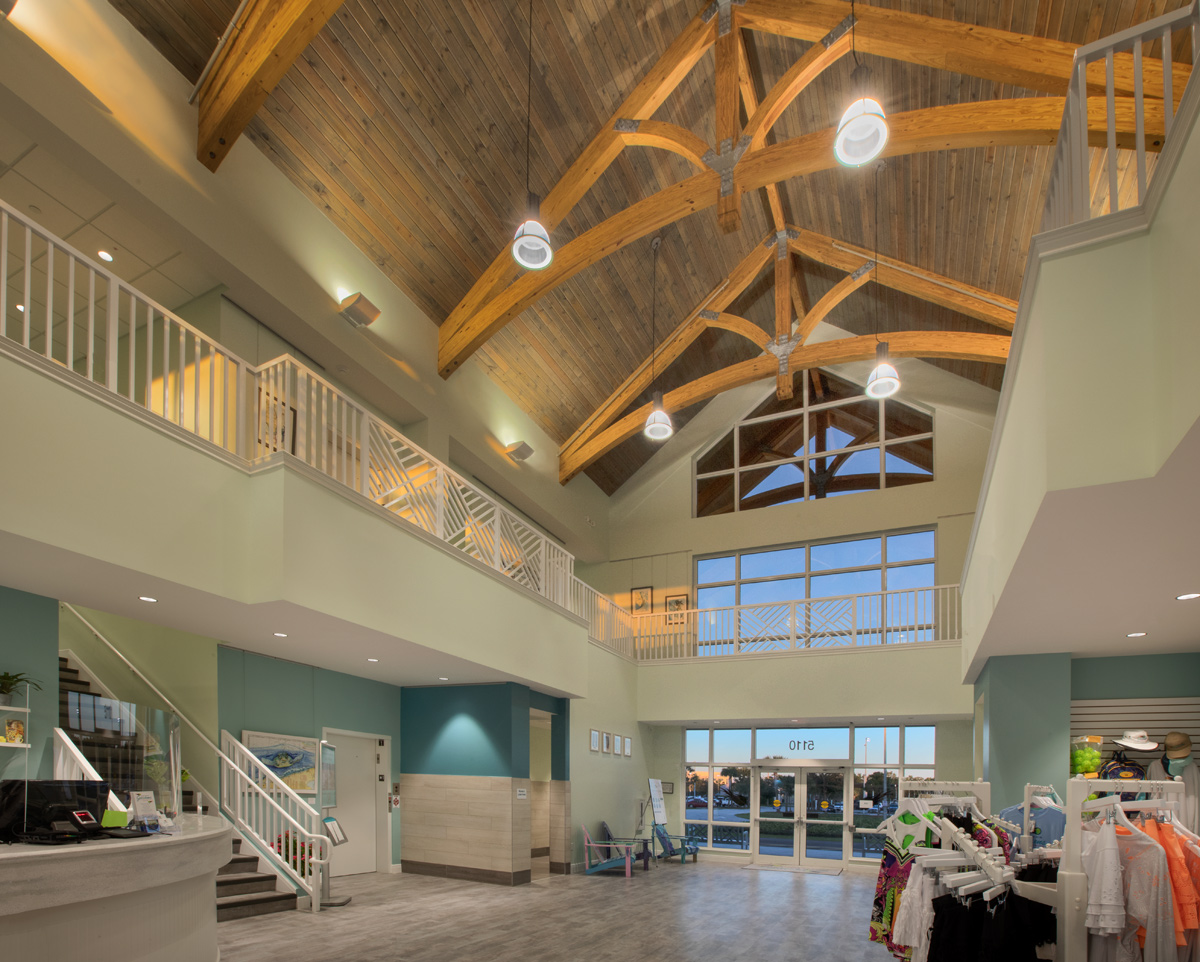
[611,733,620,756]
[602,732,612,754]
[624,737,632,757]
[590,729,600,752]
[665,593,688,624]
[630,586,652,614]
[662,782,674,794]
[242,730,319,793]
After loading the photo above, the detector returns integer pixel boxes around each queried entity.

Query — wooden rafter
[196,0,346,172]
[615,121,711,170]
[441,95,1155,376]
[559,331,1010,483]
[794,262,876,344]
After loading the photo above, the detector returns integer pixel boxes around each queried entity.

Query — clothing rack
[1020,782,1062,852]
[915,817,1012,900]
[899,779,992,816]
[1010,776,1187,962]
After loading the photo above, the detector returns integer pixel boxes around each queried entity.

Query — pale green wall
[637,644,974,723]
[934,720,974,780]
[530,726,552,782]
[58,605,220,792]
[962,95,1200,674]
[584,401,992,612]
[0,586,58,780]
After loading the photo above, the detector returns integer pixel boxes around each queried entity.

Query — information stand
[317,741,351,907]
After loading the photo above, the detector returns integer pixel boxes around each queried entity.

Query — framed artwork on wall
[630,586,652,614]
[624,737,632,757]
[611,733,620,755]
[242,730,319,793]
[662,782,674,794]
[602,732,611,753]
[590,729,600,752]
[665,594,688,624]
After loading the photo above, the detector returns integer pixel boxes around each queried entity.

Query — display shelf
[0,706,31,714]
[0,742,29,748]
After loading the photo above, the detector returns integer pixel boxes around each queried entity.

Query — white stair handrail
[52,727,127,813]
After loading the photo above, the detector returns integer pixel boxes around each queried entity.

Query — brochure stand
[317,740,351,908]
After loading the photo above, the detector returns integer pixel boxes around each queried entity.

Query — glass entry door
[801,769,847,864]
[751,766,848,866]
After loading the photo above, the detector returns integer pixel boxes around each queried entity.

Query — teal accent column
[0,586,59,780]
[975,653,1071,810]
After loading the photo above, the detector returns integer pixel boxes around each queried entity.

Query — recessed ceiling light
[1176,593,1200,601]
[138,596,157,603]
[1126,632,1147,638]
[791,719,799,723]
[16,304,24,312]
[273,632,288,638]
[97,250,113,262]
[367,658,379,663]
[713,721,721,725]
[438,677,448,681]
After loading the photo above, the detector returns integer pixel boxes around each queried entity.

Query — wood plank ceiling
[110,0,1189,494]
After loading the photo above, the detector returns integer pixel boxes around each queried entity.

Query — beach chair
[652,822,698,863]
[582,824,634,876]
[601,821,650,871]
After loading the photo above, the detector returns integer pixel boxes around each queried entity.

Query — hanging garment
[1158,823,1200,933]
[999,802,1068,848]
[893,866,936,962]
[1146,758,1200,837]
[925,894,987,962]
[870,839,917,960]
[1101,752,1149,802]
[1083,818,1127,936]
[1016,861,1062,949]
[979,892,1050,962]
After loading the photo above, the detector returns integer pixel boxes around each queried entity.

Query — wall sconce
[505,441,534,462]
[339,291,380,328]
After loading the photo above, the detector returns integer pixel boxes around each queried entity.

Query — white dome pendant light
[834,1,888,168]
[643,237,673,441]
[866,163,899,398]
[511,0,552,270]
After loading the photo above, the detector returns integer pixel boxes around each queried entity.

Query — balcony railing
[1042,1,1197,230]
[629,585,961,662]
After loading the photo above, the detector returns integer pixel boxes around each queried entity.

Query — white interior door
[328,733,378,877]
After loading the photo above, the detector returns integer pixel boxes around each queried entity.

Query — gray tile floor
[218,861,898,962]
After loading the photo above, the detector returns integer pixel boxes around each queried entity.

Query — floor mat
[742,864,843,876]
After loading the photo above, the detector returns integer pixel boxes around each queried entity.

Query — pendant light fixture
[643,237,673,441]
[834,1,888,168]
[865,163,899,399]
[511,0,552,270]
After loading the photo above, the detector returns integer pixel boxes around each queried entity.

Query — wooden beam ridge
[790,229,1017,331]
[198,0,347,171]
[558,331,1010,483]
[774,235,793,398]
[559,236,775,462]
[438,13,717,372]
[736,31,787,231]
[443,95,1159,377]
[737,0,1186,98]
[615,120,712,170]
[715,10,743,233]
[794,262,875,344]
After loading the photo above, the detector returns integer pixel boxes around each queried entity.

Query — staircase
[218,836,298,921]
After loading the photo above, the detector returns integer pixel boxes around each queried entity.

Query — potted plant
[0,672,43,707]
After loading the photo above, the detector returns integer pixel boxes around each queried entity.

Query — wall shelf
[0,706,31,714]
[0,742,29,749]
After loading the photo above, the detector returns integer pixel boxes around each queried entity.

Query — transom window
[696,529,935,609]
[694,369,933,517]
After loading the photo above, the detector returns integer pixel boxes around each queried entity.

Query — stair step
[58,667,79,680]
[232,837,242,854]
[219,854,260,876]
[216,873,278,897]
[216,891,296,923]
[59,656,68,666]
[60,680,91,693]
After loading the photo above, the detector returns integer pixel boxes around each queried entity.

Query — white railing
[220,730,329,904]
[571,577,637,657]
[631,585,961,661]
[52,727,128,813]
[0,199,577,613]
[62,603,327,911]
[1042,2,1197,230]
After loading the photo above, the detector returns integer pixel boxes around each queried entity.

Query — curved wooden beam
[706,312,772,348]
[442,96,1158,377]
[743,29,852,151]
[559,331,1010,483]
[615,120,712,171]
[795,263,875,344]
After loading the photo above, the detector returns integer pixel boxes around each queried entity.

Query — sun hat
[1113,730,1158,751]
[1164,731,1193,759]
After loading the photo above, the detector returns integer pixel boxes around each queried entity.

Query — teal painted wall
[0,586,58,780]
[400,683,528,778]
[976,653,1071,810]
[1072,653,1200,700]
[218,647,403,862]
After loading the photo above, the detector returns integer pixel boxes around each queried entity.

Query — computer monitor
[0,779,109,839]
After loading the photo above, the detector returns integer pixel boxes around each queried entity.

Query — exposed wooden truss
[559,330,1010,483]
[196,0,346,172]
[438,0,1181,378]
[557,225,1017,483]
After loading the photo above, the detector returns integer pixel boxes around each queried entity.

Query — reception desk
[0,814,232,962]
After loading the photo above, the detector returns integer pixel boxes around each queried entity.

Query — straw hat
[1164,731,1193,759]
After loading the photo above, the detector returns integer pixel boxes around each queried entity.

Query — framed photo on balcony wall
[590,729,600,752]
[631,586,652,613]
[665,593,687,624]
[602,732,611,753]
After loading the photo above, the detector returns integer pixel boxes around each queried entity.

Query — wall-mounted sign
[517,788,527,799]
[755,727,850,759]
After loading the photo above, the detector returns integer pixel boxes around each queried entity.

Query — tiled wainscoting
[398,775,571,884]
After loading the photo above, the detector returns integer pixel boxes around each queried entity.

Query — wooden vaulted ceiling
[111,0,1189,494]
